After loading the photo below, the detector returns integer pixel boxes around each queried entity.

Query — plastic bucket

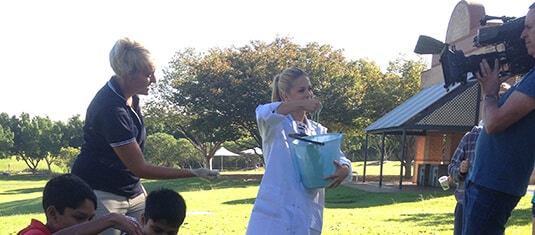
[291,133,344,188]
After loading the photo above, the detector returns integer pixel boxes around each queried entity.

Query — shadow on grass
[2,173,533,232]
[0,174,56,195]
[0,174,503,216]
[384,207,533,231]
[142,174,262,193]
[222,198,256,205]
[0,187,44,195]
[142,175,453,209]
[0,174,51,181]
[386,212,453,232]
[507,207,532,227]
[0,197,42,215]
[325,185,451,209]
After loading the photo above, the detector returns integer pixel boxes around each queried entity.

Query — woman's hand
[324,160,350,188]
[190,168,221,181]
[301,99,322,113]
[112,214,143,235]
[277,99,322,115]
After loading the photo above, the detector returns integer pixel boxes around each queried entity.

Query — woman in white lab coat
[246,67,352,235]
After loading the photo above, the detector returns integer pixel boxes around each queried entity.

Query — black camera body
[415,15,535,90]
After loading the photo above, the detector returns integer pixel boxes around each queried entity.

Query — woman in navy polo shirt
[71,37,219,235]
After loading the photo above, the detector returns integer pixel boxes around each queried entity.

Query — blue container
[291,133,344,188]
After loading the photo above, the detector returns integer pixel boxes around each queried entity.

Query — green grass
[0,156,63,175]
[353,160,410,176]
[0,159,532,234]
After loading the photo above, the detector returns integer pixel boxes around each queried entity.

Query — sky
[0,0,531,121]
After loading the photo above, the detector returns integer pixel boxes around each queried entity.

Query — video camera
[415,15,535,90]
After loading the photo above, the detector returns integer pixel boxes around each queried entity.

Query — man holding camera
[462,3,535,234]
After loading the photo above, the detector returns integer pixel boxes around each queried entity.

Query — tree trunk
[44,158,53,175]
[20,154,39,174]
[204,155,213,170]
[404,161,412,179]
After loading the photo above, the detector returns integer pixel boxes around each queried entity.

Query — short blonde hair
[109,37,155,79]
[271,67,308,102]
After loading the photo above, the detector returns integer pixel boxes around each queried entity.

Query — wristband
[484,94,499,101]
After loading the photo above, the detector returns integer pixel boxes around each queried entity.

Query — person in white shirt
[246,67,352,235]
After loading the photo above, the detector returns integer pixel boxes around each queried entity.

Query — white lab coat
[246,102,352,235]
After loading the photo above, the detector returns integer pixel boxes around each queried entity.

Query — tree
[146,37,374,168]
[0,112,12,128]
[0,112,82,174]
[0,112,15,159]
[144,133,203,169]
[144,133,176,167]
[4,114,66,174]
[362,55,427,178]
[9,113,43,174]
[0,125,14,158]
[61,115,84,148]
[174,138,204,168]
[56,146,80,173]
[39,117,64,174]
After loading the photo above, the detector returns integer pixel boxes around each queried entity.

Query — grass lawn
[0,159,532,234]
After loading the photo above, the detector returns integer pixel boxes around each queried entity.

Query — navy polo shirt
[72,77,145,198]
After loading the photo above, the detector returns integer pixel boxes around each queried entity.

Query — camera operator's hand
[190,168,221,181]
[476,58,501,96]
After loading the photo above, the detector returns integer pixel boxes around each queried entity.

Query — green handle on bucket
[288,133,325,146]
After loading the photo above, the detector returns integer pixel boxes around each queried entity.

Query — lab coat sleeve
[256,102,286,139]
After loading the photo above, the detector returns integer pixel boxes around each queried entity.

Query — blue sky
[0,0,530,121]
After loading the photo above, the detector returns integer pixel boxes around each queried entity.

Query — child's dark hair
[144,188,187,228]
[42,174,97,214]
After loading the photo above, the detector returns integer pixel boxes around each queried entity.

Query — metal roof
[365,80,481,135]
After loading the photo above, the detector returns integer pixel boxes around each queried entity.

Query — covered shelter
[214,147,240,171]
[363,80,480,188]
[362,1,492,189]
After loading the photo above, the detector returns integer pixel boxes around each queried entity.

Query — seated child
[17,173,142,235]
[140,188,187,235]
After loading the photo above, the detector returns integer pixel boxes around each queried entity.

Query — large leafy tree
[8,113,44,174]
[0,112,15,159]
[56,146,80,173]
[144,133,181,168]
[0,124,14,158]
[38,116,65,173]
[146,37,371,168]
[144,133,202,169]
[2,113,69,174]
[60,115,84,148]
[173,138,204,169]
[363,55,427,178]
[51,115,84,172]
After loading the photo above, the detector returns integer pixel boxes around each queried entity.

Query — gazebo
[362,1,495,189]
[214,147,240,171]
[363,80,480,189]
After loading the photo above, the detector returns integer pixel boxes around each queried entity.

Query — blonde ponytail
[271,67,308,102]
